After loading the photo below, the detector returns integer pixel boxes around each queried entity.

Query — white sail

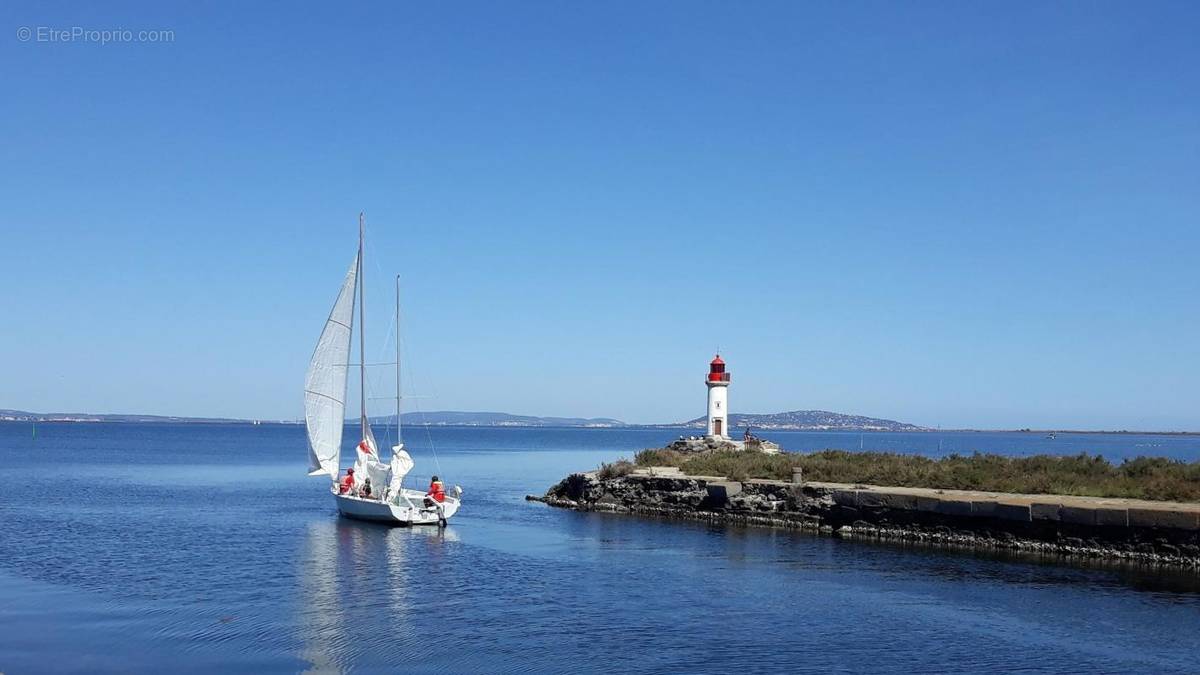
[305,256,359,479]
[387,447,415,497]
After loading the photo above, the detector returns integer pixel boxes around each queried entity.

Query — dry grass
[630,448,1200,502]
[596,458,635,480]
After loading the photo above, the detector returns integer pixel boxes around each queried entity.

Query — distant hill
[0,409,272,424]
[370,411,626,428]
[1,408,624,427]
[1,407,922,431]
[676,410,928,432]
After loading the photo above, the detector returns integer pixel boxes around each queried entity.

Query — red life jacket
[340,474,355,494]
[427,480,445,503]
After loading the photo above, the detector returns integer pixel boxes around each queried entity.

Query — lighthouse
[705,354,730,438]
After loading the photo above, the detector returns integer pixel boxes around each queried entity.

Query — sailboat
[304,214,462,525]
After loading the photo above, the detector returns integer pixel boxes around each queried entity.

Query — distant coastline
[937,428,1200,436]
[0,410,288,425]
[1,408,1195,435]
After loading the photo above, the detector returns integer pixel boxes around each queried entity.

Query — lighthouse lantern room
[705,354,730,438]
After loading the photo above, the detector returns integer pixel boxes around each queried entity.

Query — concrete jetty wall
[534,468,1200,566]
[814,481,1200,531]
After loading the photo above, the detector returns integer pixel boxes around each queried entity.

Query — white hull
[333,488,460,526]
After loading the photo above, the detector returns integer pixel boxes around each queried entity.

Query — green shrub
[634,448,684,466]
[596,458,635,480]
[616,447,1200,502]
[679,452,795,482]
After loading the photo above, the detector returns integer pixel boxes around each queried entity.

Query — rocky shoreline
[529,468,1200,568]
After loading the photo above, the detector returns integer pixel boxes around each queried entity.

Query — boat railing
[332,476,460,507]
[404,476,460,494]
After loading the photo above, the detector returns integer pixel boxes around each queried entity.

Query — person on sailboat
[339,468,355,495]
[359,477,374,499]
[426,476,445,505]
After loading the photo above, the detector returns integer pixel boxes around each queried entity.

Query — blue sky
[1,2,1197,429]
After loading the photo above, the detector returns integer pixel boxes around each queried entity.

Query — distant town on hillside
[677,411,929,432]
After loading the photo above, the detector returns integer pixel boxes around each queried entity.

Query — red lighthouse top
[707,354,730,383]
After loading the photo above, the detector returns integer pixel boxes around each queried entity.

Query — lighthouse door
[714,419,723,436]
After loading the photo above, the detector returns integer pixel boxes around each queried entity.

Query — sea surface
[1,423,1199,673]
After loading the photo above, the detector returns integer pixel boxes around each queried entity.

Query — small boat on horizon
[303,214,462,526]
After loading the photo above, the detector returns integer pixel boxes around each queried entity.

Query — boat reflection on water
[298,519,460,673]
[298,520,341,674]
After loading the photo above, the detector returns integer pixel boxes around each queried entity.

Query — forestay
[304,256,359,479]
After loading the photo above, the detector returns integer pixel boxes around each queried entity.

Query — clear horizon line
[1,407,1197,435]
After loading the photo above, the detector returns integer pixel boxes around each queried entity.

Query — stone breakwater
[529,467,1200,567]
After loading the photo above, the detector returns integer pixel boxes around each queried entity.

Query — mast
[403,270,408,444]
[358,212,367,440]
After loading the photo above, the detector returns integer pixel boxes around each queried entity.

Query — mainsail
[305,256,359,479]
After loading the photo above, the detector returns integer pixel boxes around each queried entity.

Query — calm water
[1,423,1199,673]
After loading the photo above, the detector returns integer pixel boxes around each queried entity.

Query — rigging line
[367,363,393,451]
[394,274,404,450]
[393,272,406,485]
[413,393,443,480]
[357,213,367,444]
[368,236,396,365]
[358,221,403,454]
[368,247,402,453]
[395,316,444,479]
[379,290,399,452]
[354,231,403,472]
[406,353,443,480]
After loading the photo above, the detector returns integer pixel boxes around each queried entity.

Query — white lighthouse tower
[705,354,730,438]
